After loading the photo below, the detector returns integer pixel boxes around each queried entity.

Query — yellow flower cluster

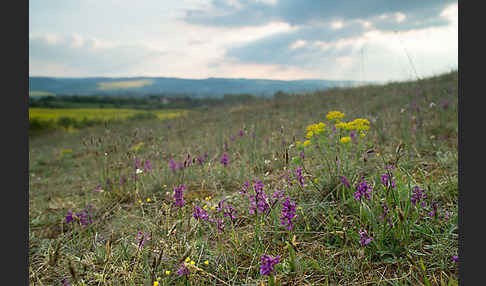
[335,118,370,131]
[138,197,152,204]
[326,110,345,121]
[305,122,326,138]
[296,140,312,147]
[340,136,351,144]
[185,257,196,265]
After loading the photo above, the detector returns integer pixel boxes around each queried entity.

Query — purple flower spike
[280,197,298,231]
[294,166,304,187]
[176,263,190,276]
[144,159,153,172]
[339,175,351,188]
[184,154,192,168]
[354,177,373,201]
[173,184,187,207]
[380,173,396,189]
[220,152,229,167]
[359,229,373,246]
[253,180,264,192]
[249,180,269,214]
[411,186,426,207]
[379,203,393,228]
[65,211,74,224]
[193,205,209,221]
[67,205,93,227]
[196,156,204,165]
[260,254,280,276]
[453,255,458,262]
[239,129,244,136]
[169,158,177,173]
[428,201,438,217]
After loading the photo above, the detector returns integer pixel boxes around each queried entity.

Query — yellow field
[96,79,153,90]
[29,108,188,122]
[29,90,55,97]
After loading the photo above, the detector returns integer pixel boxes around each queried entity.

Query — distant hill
[29,76,365,98]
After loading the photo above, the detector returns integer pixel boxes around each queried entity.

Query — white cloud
[395,12,406,23]
[440,2,458,22]
[290,40,307,50]
[331,20,344,30]
[255,0,278,5]
[29,34,165,77]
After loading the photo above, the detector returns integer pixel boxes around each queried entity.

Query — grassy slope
[29,71,458,285]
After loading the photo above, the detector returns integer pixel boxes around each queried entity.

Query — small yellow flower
[360,132,366,137]
[210,206,216,211]
[376,153,381,157]
[303,140,311,147]
[306,131,314,139]
[340,136,351,144]
[190,260,195,265]
[296,140,302,147]
[326,110,345,121]
[203,205,208,210]
[165,270,171,275]
[335,122,346,129]
[204,260,209,265]
[153,281,159,286]
[138,200,142,204]
[314,178,318,183]
[306,124,315,132]
[185,257,191,263]
[146,198,151,202]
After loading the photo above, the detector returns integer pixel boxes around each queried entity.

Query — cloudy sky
[29,0,458,82]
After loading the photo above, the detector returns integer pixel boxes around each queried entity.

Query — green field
[29,71,458,285]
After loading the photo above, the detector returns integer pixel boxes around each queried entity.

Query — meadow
[28,71,458,285]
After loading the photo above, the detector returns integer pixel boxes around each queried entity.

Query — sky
[29,0,458,82]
